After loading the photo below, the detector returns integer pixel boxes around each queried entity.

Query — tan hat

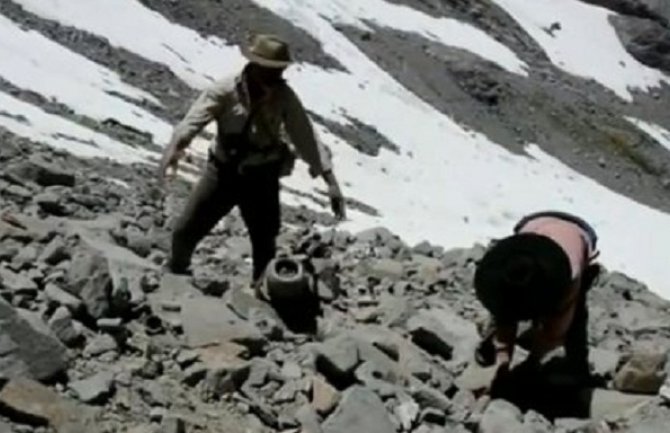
[243,34,292,68]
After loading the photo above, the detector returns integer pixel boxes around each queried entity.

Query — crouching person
[467,211,602,419]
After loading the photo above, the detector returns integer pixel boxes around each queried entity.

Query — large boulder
[323,386,396,433]
[0,298,68,381]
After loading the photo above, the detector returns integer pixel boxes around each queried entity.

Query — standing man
[468,210,602,418]
[158,34,346,285]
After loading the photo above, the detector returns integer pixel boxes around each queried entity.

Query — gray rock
[0,377,96,432]
[523,410,552,433]
[182,363,207,387]
[125,227,153,258]
[296,404,324,433]
[67,248,112,319]
[0,267,38,297]
[0,297,68,381]
[44,283,83,313]
[366,258,405,280]
[181,297,266,354]
[394,397,420,431]
[323,386,396,433]
[70,371,115,404]
[38,237,70,265]
[160,416,186,433]
[83,334,118,358]
[48,306,81,346]
[479,399,527,433]
[420,407,446,425]
[245,358,275,388]
[272,380,300,404]
[137,358,164,380]
[355,227,405,251]
[8,156,76,187]
[34,192,67,216]
[590,348,622,378]
[138,381,169,407]
[614,353,667,394]
[0,239,21,262]
[281,361,302,379]
[407,315,453,361]
[12,245,39,270]
[6,184,32,200]
[419,303,480,362]
[176,350,200,368]
[316,336,361,385]
[248,307,283,341]
[192,269,230,297]
[402,346,433,382]
[410,385,452,413]
[355,359,399,389]
[311,375,341,416]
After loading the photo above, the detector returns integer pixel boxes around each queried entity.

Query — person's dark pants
[168,154,281,281]
[476,264,602,419]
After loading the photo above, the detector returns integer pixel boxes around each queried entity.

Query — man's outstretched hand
[158,145,185,184]
[322,170,346,221]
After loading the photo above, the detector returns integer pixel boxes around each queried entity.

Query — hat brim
[243,49,292,69]
[474,233,572,321]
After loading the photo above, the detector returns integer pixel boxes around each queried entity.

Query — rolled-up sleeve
[168,78,232,150]
[282,86,333,177]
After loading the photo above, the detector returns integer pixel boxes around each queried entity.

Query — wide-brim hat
[474,233,572,322]
[242,34,292,69]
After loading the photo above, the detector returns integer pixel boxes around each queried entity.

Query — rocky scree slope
[1,130,670,432]
[6,0,670,297]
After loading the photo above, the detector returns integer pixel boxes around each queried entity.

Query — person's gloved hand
[456,352,510,395]
[329,185,346,221]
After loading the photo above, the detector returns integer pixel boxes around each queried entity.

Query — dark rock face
[580,0,669,23]
[611,15,670,73]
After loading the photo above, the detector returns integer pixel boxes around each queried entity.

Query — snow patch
[13,0,246,89]
[0,14,172,145]
[626,116,670,152]
[491,0,670,101]
[292,0,528,76]
[0,90,157,164]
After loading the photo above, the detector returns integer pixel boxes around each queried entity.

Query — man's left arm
[283,87,346,220]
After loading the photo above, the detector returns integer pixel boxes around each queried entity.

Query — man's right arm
[158,79,231,180]
[168,80,231,151]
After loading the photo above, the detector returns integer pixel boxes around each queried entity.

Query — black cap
[474,233,572,322]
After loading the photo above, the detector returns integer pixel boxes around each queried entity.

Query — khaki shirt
[168,70,333,177]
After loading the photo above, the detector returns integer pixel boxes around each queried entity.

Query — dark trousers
[168,154,281,281]
[477,264,602,419]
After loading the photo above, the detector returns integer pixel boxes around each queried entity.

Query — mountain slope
[1,0,670,299]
